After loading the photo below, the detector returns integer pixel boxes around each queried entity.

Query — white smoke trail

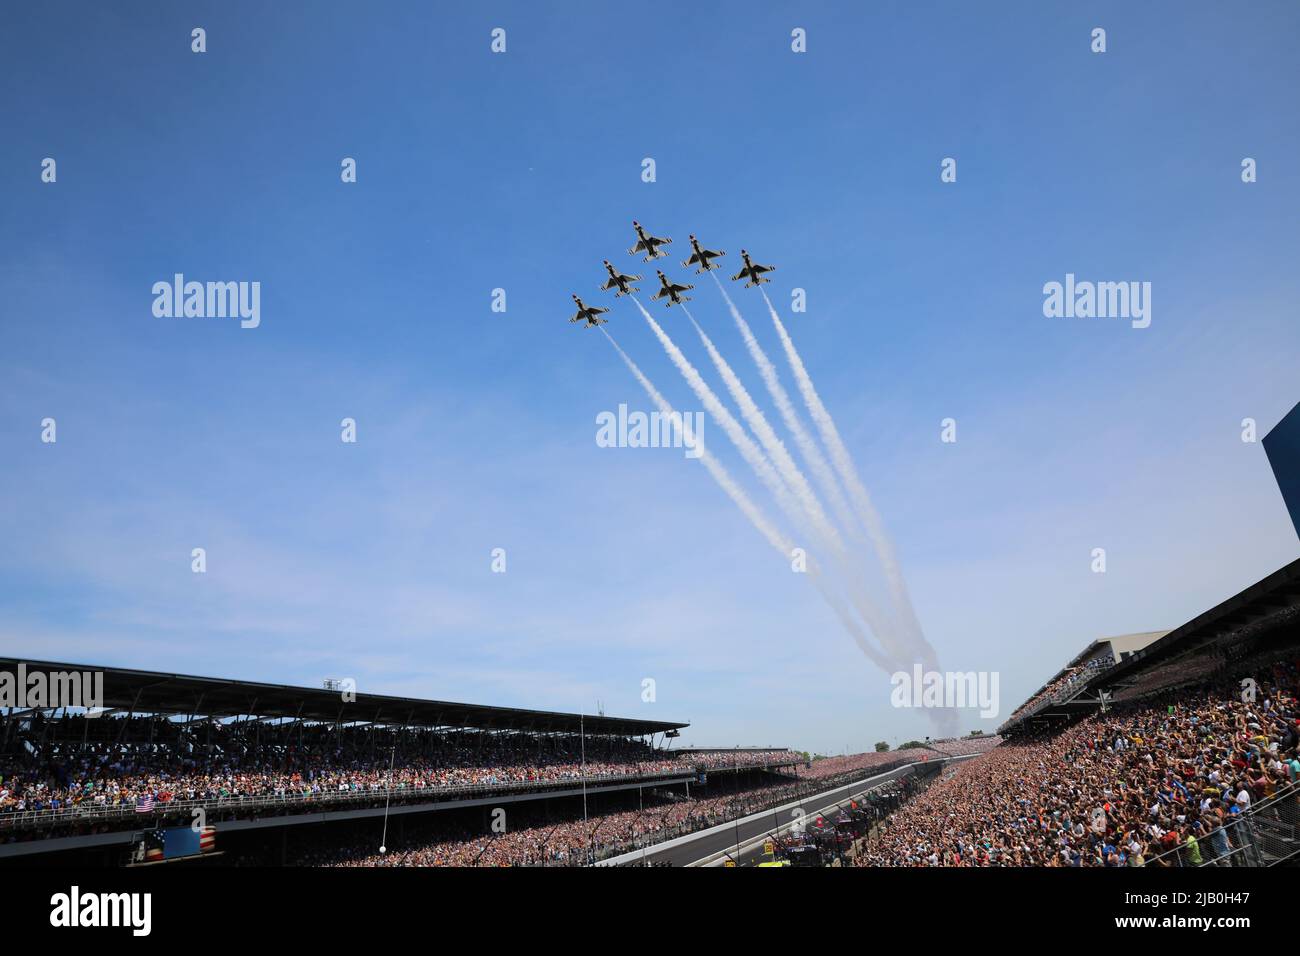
[711,272,858,537]
[682,305,810,518]
[812,582,895,673]
[761,289,936,670]
[630,297,795,525]
[600,327,784,554]
[599,326,893,671]
[681,303,903,665]
[633,296,899,670]
[708,279,909,662]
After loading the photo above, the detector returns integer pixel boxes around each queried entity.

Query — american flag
[135,794,154,813]
[143,829,165,862]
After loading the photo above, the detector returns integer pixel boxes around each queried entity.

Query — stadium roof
[1099,555,1300,676]
[1000,555,1300,733]
[1065,631,1168,668]
[0,657,689,737]
[1004,631,1169,726]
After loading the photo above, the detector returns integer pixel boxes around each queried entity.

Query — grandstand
[1000,557,1300,737]
[1000,631,1169,731]
[8,554,1300,870]
[853,555,1300,867]
[672,747,807,773]
[0,659,819,865]
[0,659,688,857]
[921,735,1002,758]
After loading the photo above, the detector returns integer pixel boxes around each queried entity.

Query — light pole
[639,785,648,866]
[580,713,587,824]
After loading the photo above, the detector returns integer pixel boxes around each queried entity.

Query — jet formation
[568,221,776,324]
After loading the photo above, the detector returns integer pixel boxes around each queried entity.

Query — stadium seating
[857,654,1300,866]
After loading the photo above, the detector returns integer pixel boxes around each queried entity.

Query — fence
[0,766,698,832]
[1145,780,1300,867]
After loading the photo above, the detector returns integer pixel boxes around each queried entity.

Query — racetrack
[597,754,977,867]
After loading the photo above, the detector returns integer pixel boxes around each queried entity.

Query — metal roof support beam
[116,688,143,744]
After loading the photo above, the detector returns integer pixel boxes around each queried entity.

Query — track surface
[617,762,925,867]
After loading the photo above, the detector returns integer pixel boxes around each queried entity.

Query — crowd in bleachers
[0,719,693,819]
[924,735,1002,757]
[0,711,820,824]
[859,655,1300,866]
[307,780,810,867]
[803,748,931,779]
[304,741,1000,867]
[797,737,1001,780]
[674,749,802,769]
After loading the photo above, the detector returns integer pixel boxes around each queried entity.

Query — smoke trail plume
[711,273,858,537]
[600,327,785,554]
[599,326,892,670]
[630,297,795,523]
[760,289,937,671]
[708,280,909,663]
[681,303,902,664]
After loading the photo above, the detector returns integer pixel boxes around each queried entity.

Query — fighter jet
[569,294,610,327]
[600,260,642,297]
[627,220,672,262]
[730,249,776,287]
[651,271,694,307]
[681,234,726,274]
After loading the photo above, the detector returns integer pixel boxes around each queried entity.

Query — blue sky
[1,1,1298,752]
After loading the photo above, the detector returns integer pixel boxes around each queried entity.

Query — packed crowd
[924,735,1002,757]
[803,747,932,779]
[307,780,810,867]
[294,742,966,867]
[0,720,695,818]
[676,749,802,769]
[0,715,819,822]
[859,656,1300,866]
